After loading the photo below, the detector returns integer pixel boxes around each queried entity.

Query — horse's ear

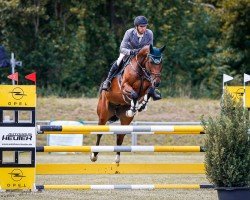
[149,44,153,53]
[159,45,166,53]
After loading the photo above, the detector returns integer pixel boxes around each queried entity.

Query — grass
[37,97,220,121]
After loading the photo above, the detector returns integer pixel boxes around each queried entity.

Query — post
[10,53,15,85]
[0,85,37,191]
[131,121,137,146]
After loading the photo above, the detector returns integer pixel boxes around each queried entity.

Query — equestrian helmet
[134,16,148,26]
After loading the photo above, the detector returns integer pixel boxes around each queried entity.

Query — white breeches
[117,53,125,66]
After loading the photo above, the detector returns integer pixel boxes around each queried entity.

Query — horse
[90,44,165,163]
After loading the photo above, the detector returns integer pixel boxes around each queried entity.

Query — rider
[102,16,161,100]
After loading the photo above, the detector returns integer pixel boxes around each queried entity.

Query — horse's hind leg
[90,92,109,162]
[115,133,125,163]
[90,134,103,162]
[115,113,134,164]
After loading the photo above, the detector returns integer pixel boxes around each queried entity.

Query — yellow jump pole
[36,163,205,175]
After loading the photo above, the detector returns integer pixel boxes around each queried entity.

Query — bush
[203,92,250,187]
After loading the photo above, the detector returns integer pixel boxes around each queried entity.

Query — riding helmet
[134,16,148,26]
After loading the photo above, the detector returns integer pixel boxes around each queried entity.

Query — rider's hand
[130,49,139,56]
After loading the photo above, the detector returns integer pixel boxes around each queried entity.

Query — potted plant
[202,92,250,200]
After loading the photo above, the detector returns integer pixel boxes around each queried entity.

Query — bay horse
[90,44,165,163]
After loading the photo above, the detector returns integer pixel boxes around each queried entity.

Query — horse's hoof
[126,110,134,117]
[115,160,120,164]
[90,153,98,162]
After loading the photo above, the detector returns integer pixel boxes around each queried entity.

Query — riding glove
[130,49,140,56]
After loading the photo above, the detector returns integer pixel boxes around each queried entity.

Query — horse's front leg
[138,93,151,112]
[127,91,139,117]
[126,91,139,117]
[138,86,158,112]
[122,83,139,117]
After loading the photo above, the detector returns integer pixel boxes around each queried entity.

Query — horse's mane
[138,45,150,57]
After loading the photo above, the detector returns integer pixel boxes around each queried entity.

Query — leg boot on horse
[126,91,139,117]
[138,87,162,112]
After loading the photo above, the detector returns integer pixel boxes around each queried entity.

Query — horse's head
[143,44,165,88]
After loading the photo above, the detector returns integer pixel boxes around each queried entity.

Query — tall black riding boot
[102,62,119,91]
[152,89,162,100]
[148,87,162,101]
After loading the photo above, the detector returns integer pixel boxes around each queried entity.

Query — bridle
[134,54,162,83]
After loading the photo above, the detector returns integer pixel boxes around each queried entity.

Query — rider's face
[137,25,147,34]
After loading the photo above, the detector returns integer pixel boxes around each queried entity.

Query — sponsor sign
[226,86,250,108]
[0,85,36,107]
[0,168,35,190]
[0,127,36,147]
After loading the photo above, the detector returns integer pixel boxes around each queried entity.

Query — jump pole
[36,163,205,175]
[37,125,205,134]
[36,184,214,190]
[36,145,206,152]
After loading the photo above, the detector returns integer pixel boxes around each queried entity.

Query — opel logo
[9,87,26,100]
[9,169,25,181]
[235,88,244,99]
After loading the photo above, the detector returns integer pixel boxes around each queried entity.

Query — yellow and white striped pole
[36,145,205,152]
[36,184,214,190]
[37,125,205,134]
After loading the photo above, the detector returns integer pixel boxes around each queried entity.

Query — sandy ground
[1,189,218,200]
[2,154,218,200]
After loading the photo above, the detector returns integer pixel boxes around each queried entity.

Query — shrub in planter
[203,92,250,200]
